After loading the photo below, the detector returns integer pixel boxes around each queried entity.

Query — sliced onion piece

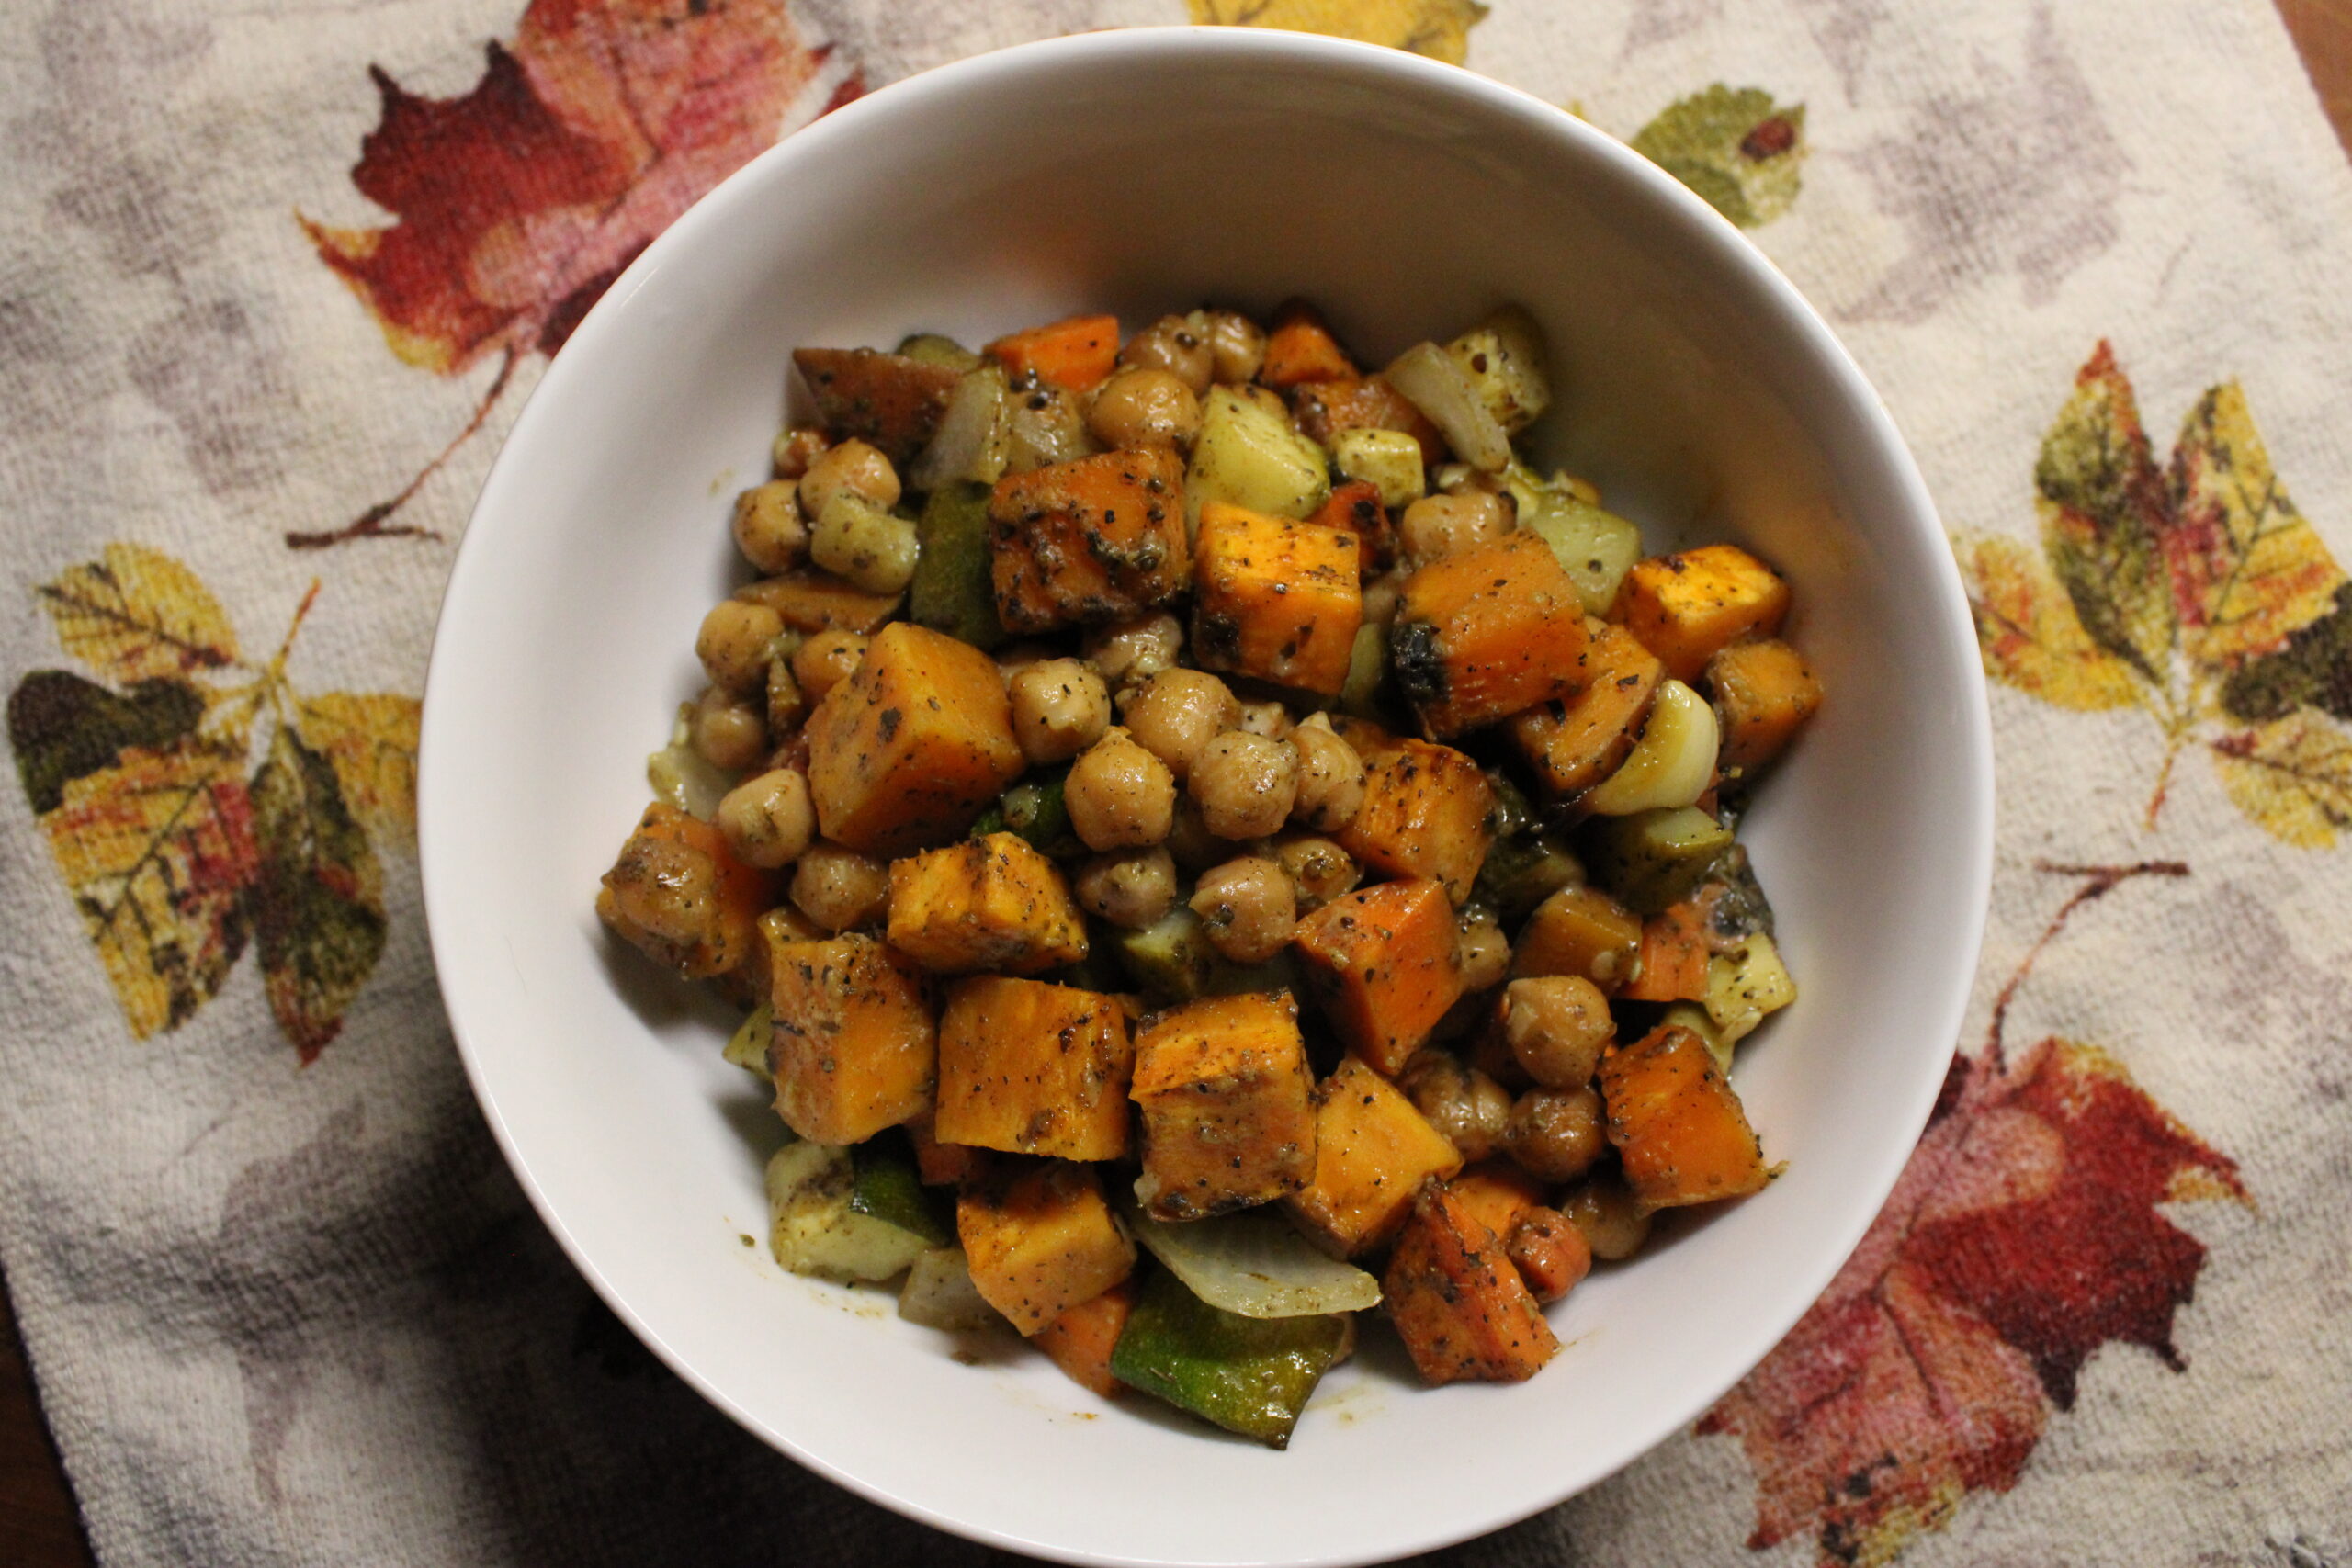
[910,364,1011,491]
[1384,341,1512,472]
[1586,678,1718,816]
[1123,1199,1381,1318]
[647,703,737,820]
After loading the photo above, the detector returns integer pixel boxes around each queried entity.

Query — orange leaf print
[1958,535,2141,711]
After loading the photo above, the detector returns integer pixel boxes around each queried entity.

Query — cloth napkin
[3,1,2348,1563]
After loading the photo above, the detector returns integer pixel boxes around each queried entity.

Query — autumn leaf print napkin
[1,2,2347,1565]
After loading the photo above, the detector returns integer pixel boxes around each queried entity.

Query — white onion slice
[1123,1199,1381,1318]
[646,703,736,820]
[1384,341,1512,471]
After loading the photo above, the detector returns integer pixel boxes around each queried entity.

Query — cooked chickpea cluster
[604,298,1820,1438]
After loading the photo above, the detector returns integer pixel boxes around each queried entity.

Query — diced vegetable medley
[597,299,1825,1448]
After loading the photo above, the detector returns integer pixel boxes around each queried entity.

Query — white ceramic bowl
[421,27,1992,1568]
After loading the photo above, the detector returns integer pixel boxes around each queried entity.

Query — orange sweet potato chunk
[596,802,774,981]
[766,934,936,1145]
[957,1160,1136,1336]
[1306,479,1397,576]
[1291,376,1448,467]
[1612,543,1791,683]
[1035,1276,1137,1397]
[1443,1158,1546,1244]
[989,448,1190,634]
[1707,637,1823,775]
[1291,880,1464,1076]
[1393,533,1590,739]
[806,623,1025,856]
[1618,893,1715,1004]
[735,569,902,634]
[907,1110,988,1188]
[1598,1023,1770,1209]
[792,347,962,465]
[935,976,1135,1162]
[1333,738,1495,904]
[1261,299,1358,388]
[1129,992,1317,1220]
[985,313,1121,392]
[1384,1181,1560,1384]
[1507,623,1663,797]
[1286,1055,1464,1256]
[1191,502,1363,697]
[1511,883,1644,990]
[887,833,1088,976]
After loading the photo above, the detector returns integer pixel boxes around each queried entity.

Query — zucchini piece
[1340,624,1391,720]
[724,1003,772,1077]
[1444,306,1551,435]
[911,366,1013,491]
[1329,428,1425,510]
[1660,1000,1736,1075]
[1117,907,1217,1002]
[1473,830,1587,922]
[910,481,1007,650]
[1201,947,1307,999]
[765,1137,949,1282]
[1110,1267,1352,1449]
[898,1247,1008,1332]
[1507,468,1643,616]
[1704,931,1796,1048]
[1186,386,1330,530]
[1579,807,1732,914]
[985,768,1082,858]
[895,332,983,371]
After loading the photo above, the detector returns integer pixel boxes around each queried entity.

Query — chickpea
[1064,727,1177,851]
[1117,313,1214,394]
[790,840,889,931]
[1360,569,1407,627]
[771,425,831,479]
[1082,612,1182,691]
[1088,367,1202,451]
[1122,668,1238,781]
[1456,905,1511,992]
[810,493,919,595]
[1201,309,1266,385]
[1074,847,1178,930]
[1507,1207,1592,1303]
[1503,976,1614,1089]
[731,480,808,573]
[792,630,867,705]
[691,684,767,772]
[1287,713,1366,831]
[1399,491,1512,565]
[715,768,815,868]
[1234,700,1293,739]
[764,657,806,735]
[1008,658,1112,765]
[1189,856,1295,964]
[1504,1086,1608,1183]
[1188,731,1299,840]
[1268,833,1359,912]
[1401,1051,1513,1163]
[797,436,899,519]
[1161,795,1225,874]
[1562,1170,1653,1261]
[696,600,785,694]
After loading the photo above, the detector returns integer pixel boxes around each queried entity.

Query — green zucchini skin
[1110,1268,1350,1449]
[911,480,1007,651]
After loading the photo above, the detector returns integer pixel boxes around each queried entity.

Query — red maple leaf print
[1702,1037,2248,1566]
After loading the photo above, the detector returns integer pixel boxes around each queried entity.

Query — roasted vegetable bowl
[595,299,1824,1448]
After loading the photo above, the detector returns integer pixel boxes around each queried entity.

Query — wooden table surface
[4,10,2347,1564]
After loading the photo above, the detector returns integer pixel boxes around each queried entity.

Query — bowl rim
[419,23,1995,1566]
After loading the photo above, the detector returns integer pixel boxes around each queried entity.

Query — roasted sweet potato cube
[989,448,1190,633]
[1508,623,1664,796]
[1613,543,1791,683]
[985,313,1120,392]
[1708,637,1823,774]
[1392,534,1590,739]
[1291,880,1463,1076]
[1507,1207,1592,1303]
[1443,1158,1546,1243]
[793,347,962,465]
[1306,479,1397,576]
[1287,1055,1464,1256]
[956,1161,1136,1336]
[1619,893,1715,1004]
[806,623,1025,856]
[766,934,936,1145]
[1291,375,1448,467]
[934,976,1135,1161]
[1333,738,1495,903]
[1191,502,1363,697]
[1599,1023,1770,1208]
[1261,299,1358,388]
[1035,1276,1137,1397]
[907,1110,988,1187]
[595,803,775,982]
[735,569,903,634]
[1383,1181,1559,1384]
[888,833,1088,976]
[1129,992,1317,1220]
[1511,884,1644,991]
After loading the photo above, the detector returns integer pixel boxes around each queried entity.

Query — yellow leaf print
[40,741,259,1038]
[296,692,423,845]
[2210,713,2352,849]
[1959,535,2143,712]
[37,543,242,683]
[1186,0,1488,65]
